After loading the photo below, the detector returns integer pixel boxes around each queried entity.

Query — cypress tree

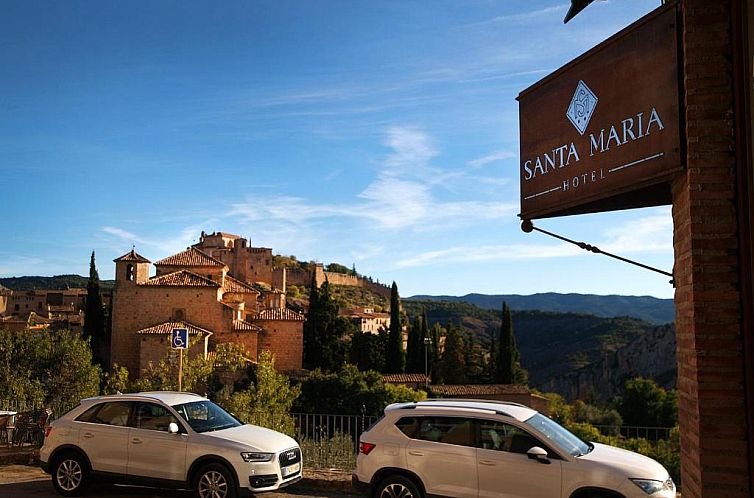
[405,315,421,373]
[429,321,441,381]
[385,282,405,374]
[84,251,107,367]
[438,322,466,384]
[495,301,528,385]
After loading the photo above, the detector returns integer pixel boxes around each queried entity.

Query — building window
[126,264,134,281]
[172,309,185,321]
[14,304,19,311]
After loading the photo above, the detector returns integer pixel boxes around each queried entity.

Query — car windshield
[172,400,242,433]
[524,413,591,457]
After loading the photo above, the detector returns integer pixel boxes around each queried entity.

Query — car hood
[205,424,298,453]
[579,442,668,479]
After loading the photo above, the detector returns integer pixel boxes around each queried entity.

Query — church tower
[113,249,150,285]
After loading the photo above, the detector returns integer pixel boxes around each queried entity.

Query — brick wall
[672,1,751,496]
[111,284,232,375]
[256,319,303,371]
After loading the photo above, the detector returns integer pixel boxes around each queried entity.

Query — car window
[136,402,179,432]
[395,417,421,437]
[478,420,542,454]
[172,400,241,433]
[76,401,132,427]
[414,417,475,447]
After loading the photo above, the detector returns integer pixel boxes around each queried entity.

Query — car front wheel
[194,463,237,498]
[376,475,422,498]
[51,452,89,497]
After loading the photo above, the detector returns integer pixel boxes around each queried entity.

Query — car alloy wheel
[52,452,89,497]
[56,458,83,492]
[378,476,421,498]
[195,463,236,498]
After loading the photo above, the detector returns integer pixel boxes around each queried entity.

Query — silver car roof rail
[397,403,512,418]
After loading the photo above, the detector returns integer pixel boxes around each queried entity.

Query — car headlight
[630,478,667,495]
[241,452,274,462]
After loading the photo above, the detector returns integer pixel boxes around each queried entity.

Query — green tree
[405,315,422,374]
[494,302,528,385]
[385,282,405,374]
[617,377,677,427]
[84,251,108,367]
[293,364,426,415]
[225,351,300,435]
[349,328,387,372]
[303,278,349,371]
[429,321,442,381]
[438,323,466,384]
[0,329,100,413]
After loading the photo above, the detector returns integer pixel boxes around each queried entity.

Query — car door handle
[82,432,94,439]
[479,459,496,466]
[131,438,142,444]
[408,450,424,456]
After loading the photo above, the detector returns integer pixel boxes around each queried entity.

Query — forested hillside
[408,292,674,324]
[404,300,661,393]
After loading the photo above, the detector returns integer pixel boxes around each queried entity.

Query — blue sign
[171,328,188,349]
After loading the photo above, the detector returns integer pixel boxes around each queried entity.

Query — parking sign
[171,328,188,349]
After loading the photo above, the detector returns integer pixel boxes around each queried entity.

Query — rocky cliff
[540,323,676,402]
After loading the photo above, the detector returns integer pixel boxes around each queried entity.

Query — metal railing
[590,424,674,441]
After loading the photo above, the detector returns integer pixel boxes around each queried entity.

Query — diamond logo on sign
[566,80,598,135]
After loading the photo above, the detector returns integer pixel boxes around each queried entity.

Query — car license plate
[282,462,300,477]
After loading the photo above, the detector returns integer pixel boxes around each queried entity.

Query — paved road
[0,466,358,498]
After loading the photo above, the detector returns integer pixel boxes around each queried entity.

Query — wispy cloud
[228,126,517,234]
[462,4,570,28]
[393,208,673,269]
[101,223,210,257]
[467,150,516,168]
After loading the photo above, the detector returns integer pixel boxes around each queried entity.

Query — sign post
[171,328,188,392]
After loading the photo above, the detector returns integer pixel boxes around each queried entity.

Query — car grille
[278,447,301,467]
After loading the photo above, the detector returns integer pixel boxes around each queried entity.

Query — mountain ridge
[407,292,674,325]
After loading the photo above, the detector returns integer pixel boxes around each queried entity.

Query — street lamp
[423,337,432,387]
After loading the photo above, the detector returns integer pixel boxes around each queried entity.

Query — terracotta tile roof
[383,374,429,384]
[233,320,262,332]
[223,276,259,294]
[114,249,151,263]
[349,312,390,319]
[143,270,221,287]
[136,320,213,336]
[429,384,531,396]
[154,247,226,268]
[255,308,305,321]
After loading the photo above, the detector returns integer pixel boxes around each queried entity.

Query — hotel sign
[518,5,682,220]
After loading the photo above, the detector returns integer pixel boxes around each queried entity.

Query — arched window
[126,264,134,281]
[172,309,185,321]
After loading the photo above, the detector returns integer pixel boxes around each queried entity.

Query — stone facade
[110,241,304,377]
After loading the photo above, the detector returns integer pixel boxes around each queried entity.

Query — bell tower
[113,248,151,286]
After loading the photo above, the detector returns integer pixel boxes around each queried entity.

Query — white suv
[40,392,302,498]
[353,399,675,498]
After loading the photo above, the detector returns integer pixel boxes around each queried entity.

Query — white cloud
[229,126,517,233]
[467,150,516,168]
[462,4,570,28]
[101,224,206,257]
[392,208,673,269]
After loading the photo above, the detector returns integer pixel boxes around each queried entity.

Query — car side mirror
[526,446,550,464]
[168,422,180,434]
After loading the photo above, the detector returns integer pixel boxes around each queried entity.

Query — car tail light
[44,427,52,438]
[359,442,376,455]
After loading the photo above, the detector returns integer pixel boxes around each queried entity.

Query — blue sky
[1,0,674,298]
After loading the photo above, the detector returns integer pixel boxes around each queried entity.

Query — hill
[0,275,115,291]
[403,300,660,393]
[407,292,674,324]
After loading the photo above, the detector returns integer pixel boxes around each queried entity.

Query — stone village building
[110,232,305,378]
